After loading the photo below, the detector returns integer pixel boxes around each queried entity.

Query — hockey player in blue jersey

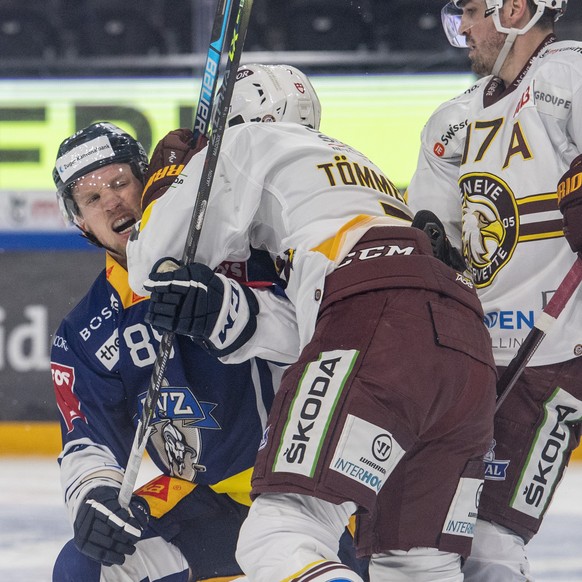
[50,121,368,582]
[49,122,290,582]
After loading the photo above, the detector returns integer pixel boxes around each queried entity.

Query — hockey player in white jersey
[406,1,582,580]
[127,64,497,582]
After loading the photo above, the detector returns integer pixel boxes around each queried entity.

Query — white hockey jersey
[127,122,412,356]
[407,39,582,366]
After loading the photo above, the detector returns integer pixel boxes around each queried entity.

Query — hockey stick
[119,0,253,507]
[192,0,238,142]
[495,256,582,412]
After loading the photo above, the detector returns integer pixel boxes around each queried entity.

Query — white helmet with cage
[442,0,567,58]
[226,64,322,130]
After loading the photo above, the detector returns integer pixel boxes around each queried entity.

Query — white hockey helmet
[226,64,322,130]
[442,0,567,49]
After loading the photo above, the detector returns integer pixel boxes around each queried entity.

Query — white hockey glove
[73,486,149,566]
[144,257,260,356]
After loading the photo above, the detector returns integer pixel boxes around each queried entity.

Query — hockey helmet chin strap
[488,0,548,77]
[443,0,554,77]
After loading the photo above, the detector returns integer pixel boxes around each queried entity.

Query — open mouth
[112,216,137,234]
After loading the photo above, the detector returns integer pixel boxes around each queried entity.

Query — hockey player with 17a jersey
[407,0,582,580]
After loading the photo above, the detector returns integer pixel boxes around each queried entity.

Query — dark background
[0,0,580,421]
[0,246,103,420]
[1,0,580,78]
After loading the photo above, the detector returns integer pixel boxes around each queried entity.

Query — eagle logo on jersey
[462,196,505,267]
[459,173,519,288]
[460,171,564,287]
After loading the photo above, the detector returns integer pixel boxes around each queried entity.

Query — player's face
[458,0,506,77]
[73,163,142,267]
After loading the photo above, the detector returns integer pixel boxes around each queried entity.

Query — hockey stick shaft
[192,0,237,142]
[182,0,253,264]
[495,256,582,412]
[119,0,253,508]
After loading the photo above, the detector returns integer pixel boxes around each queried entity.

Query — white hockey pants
[462,519,533,582]
[236,493,463,582]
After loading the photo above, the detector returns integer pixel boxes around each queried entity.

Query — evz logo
[138,386,221,481]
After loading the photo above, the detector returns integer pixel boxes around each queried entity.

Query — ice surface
[1,457,581,581]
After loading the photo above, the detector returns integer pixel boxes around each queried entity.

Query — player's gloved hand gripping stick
[74,486,150,566]
[119,0,254,508]
[144,258,260,356]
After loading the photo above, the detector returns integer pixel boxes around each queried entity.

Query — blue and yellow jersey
[51,250,284,517]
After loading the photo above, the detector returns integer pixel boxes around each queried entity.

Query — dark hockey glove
[557,154,582,257]
[144,258,260,356]
[411,209,466,271]
[73,486,149,567]
[141,128,208,210]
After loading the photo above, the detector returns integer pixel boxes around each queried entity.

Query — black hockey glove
[144,257,260,356]
[141,128,207,210]
[557,154,582,257]
[73,486,149,567]
[411,209,466,272]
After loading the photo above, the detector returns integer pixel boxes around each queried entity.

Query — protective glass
[72,164,138,217]
[441,1,468,48]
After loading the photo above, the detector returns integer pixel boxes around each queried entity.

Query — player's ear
[507,0,529,24]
